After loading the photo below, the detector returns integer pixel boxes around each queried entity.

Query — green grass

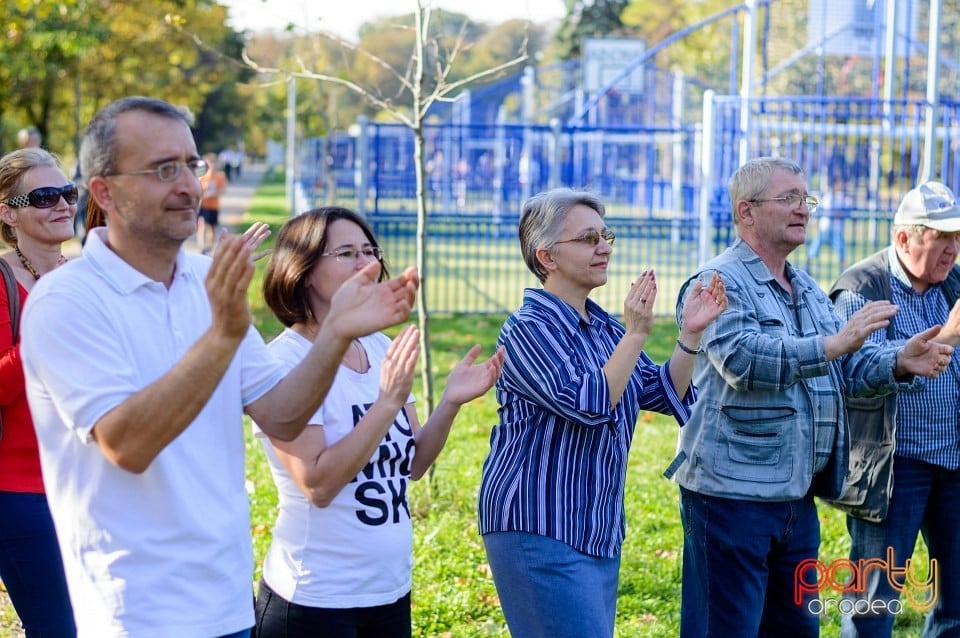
[244,316,933,637]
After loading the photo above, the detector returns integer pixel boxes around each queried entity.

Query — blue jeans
[842,457,960,637]
[679,487,821,638]
[483,531,621,638]
[0,491,75,637]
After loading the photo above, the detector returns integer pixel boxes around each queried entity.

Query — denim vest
[824,250,960,521]
[665,242,852,501]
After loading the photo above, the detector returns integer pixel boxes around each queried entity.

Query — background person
[198,152,228,254]
[19,96,418,637]
[16,127,41,150]
[478,187,727,638]
[254,207,504,638]
[829,180,960,637]
[668,157,953,638]
[0,148,77,637]
[807,175,850,273]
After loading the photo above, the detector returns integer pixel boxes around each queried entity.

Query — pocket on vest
[714,405,796,482]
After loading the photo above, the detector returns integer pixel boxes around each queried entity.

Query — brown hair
[263,207,388,327]
[0,148,62,246]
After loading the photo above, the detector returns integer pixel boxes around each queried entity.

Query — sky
[221,0,567,38]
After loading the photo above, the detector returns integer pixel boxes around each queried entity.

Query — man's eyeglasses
[555,229,616,246]
[750,193,819,213]
[108,159,209,182]
[3,183,79,209]
[321,247,383,262]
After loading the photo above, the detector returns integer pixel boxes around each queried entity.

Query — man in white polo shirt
[19,96,418,638]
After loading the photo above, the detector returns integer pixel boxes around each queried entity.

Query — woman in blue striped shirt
[478,188,726,637]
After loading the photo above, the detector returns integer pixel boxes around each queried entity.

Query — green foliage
[0,0,252,158]
[555,0,629,59]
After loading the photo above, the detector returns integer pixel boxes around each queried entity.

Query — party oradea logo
[794,548,938,616]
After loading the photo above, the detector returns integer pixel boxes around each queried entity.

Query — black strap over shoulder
[0,258,20,344]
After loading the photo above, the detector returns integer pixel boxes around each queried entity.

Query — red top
[0,282,44,493]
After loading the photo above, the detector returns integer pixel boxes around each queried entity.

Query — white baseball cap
[893,181,960,232]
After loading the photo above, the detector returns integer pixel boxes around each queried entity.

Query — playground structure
[291,0,960,315]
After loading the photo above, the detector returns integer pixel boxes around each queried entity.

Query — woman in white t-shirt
[254,207,504,638]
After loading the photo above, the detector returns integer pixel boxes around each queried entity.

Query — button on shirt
[834,245,960,470]
[477,288,694,558]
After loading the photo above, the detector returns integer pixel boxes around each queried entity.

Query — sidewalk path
[217,161,266,232]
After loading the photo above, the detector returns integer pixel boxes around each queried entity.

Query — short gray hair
[728,157,804,225]
[519,188,605,283]
[79,96,194,186]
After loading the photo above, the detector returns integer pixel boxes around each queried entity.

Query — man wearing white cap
[829,180,960,636]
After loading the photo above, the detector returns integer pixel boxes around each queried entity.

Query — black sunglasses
[3,183,79,209]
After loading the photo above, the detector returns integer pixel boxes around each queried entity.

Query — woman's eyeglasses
[554,229,616,246]
[3,183,79,209]
[321,247,384,262]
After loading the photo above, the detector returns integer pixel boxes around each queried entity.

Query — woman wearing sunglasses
[0,148,77,636]
[253,207,504,638]
[478,188,727,637]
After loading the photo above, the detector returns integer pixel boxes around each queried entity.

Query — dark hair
[263,207,388,327]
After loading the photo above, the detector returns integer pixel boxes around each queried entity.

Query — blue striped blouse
[477,288,695,558]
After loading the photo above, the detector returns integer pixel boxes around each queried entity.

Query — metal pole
[286,76,296,216]
[920,0,942,183]
[738,0,757,165]
[700,90,717,265]
[671,71,685,245]
[356,116,369,218]
[883,0,897,112]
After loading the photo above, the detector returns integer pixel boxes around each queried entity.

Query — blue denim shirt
[666,239,915,501]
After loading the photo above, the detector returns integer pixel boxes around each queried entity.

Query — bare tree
[242,1,528,414]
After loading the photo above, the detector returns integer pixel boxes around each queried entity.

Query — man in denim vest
[668,157,953,638]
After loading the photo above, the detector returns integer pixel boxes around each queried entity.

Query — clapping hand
[680,271,727,333]
[327,262,419,340]
[826,301,898,358]
[211,222,272,261]
[896,324,955,378]
[205,234,253,340]
[623,270,657,339]
[241,222,272,261]
[442,345,506,407]
[379,325,420,408]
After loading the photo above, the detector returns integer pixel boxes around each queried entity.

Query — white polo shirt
[21,228,284,638]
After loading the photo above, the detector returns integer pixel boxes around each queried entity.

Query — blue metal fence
[295,97,960,315]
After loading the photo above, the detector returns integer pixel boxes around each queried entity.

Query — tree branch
[240,50,414,128]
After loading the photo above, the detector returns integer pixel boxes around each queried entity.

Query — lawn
[245,315,933,637]
[241,178,932,637]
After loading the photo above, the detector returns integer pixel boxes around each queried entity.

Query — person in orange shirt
[198,152,228,254]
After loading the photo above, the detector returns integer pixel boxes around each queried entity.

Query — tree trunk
[413,4,435,417]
